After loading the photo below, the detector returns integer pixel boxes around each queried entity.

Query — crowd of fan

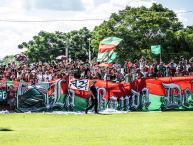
[0,56,193,84]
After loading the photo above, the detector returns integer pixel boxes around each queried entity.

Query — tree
[2,55,22,66]
[18,27,97,64]
[91,3,192,65]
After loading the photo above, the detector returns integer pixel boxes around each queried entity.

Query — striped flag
[99,37,122,53]
[97,37,122,64]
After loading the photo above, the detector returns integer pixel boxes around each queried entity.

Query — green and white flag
[97,37,122,64]
[105,51,117,64]
[97,49,117,64]
[98,49,114,62]
[151,45,161,54]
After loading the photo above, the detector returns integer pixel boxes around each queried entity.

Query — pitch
[0,112,193,145]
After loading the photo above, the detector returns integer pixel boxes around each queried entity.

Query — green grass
[0,112,193,145]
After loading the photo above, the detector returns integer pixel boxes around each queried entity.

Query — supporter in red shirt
[170,63,176,77]
[7,85,17,110]
[146,60,151,72]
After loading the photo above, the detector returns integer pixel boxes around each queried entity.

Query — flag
[97,49,117,64]
[105,51,118,64]
[151,45,161,54]
[97,52,109,62]
[98,63,112,67]
[99,37,123,53]
[98,49,114,62]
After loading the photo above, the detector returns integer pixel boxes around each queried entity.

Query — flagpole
[160,46,161,64]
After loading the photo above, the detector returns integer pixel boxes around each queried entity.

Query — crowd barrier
[1,76,193,112]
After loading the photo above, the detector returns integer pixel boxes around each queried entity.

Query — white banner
[69,77,89,91]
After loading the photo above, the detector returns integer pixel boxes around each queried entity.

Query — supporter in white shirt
[44,71,51,82]
[141,68,148,78]
[37,70,44,83]
[139,56,147,69]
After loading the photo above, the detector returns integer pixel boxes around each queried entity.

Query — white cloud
[18,0,86,11]
[0,0,188,59]
[175,10,188,27]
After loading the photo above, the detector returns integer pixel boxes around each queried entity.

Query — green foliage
[17,3,193,66]
[91,3,193,65]
[2,55,22,66]
[18,28,97,64]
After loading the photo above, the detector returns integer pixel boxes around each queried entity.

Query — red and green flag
[99,37,123,53]
[97,37,122,64]
[98,49,117,64]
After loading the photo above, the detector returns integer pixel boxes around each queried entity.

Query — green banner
[151,45,161,54]
[0,89,6,101]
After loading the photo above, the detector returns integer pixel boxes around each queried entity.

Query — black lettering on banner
[78,81,84,88]
[72,80,77,87]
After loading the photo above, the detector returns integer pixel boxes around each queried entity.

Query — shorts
[9,98,15,106]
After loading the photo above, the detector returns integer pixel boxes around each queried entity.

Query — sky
[0,0,192,59]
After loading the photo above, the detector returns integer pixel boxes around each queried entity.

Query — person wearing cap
[168,59,176,67]
[178,61,183,71]
[166,66,172,77]
[170,63,176,76]
[85,80,99,114]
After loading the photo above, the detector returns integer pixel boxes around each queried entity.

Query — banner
[151,45,161,54]
[69,77,89,91]
[0,80,6,101]
[13,76,193,113]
